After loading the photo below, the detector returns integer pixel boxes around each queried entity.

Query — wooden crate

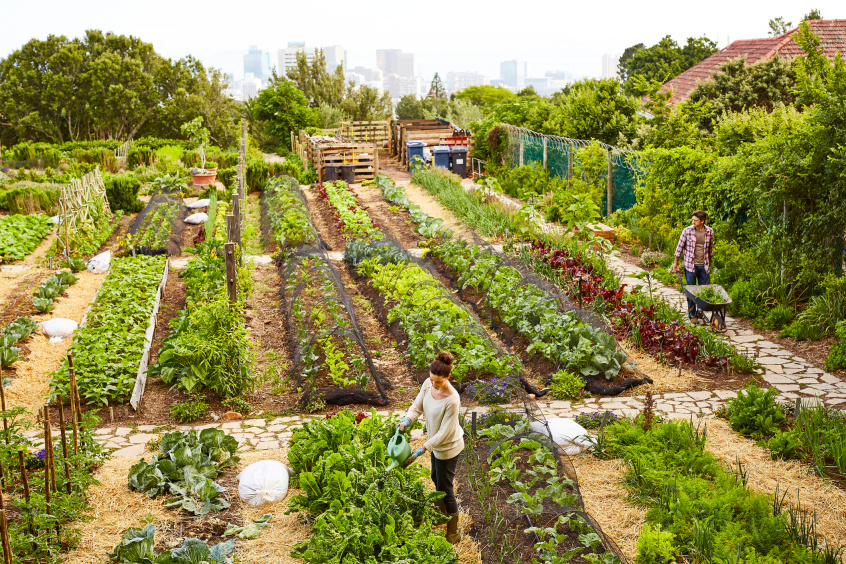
[339,121,390,145]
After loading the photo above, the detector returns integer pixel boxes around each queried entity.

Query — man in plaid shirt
[672,210,713,323]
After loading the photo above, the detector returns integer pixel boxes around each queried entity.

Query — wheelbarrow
[678,273,733,333]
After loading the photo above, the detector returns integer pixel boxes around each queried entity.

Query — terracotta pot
[191,171,217,186]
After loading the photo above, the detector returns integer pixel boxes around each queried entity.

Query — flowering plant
[465,375,518,404]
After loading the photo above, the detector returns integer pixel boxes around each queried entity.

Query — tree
[622,35,718,96]
[249,79,317,150]
[0,31,237,146]
[803,9,822,21]
[428,73,446,99]
[546,78,641,145]
[517,86,540,99]
[340,84,392,121]
[451,85,516,106]
[768,17,793,36]
[396,95,425,120]
[284,49,346,108]
[618,43,645,84]
[687,56,796,131]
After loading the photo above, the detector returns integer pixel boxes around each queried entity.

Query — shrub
[640,250,668,269]
[825,320,846,371]
[767,429,803,460]
[246,158,269,191]
[795,274,846,336]
[104,173,144,213]
[222,397,252,415]
[218,166,237,190]
[765,304,794,330]
[169,398,209,423]
[728,279,765,320]
[0,183,61,214]
[549,370,584,400]
[126,146,156,169]
[779,319,825,341]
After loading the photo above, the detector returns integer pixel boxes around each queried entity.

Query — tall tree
[451,85,516,106]
[617,43,645,84]
[803,9,822,20]
[768,17,793,36]
[622,35,718,96]
[284,49,346,108]
[249,78,317,150]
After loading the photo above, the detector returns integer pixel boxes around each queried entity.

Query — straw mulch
[24,229,58,265]
[619,339,701,394]
[705,417,846,551]
[7,270,107,421]
[0,270,29,306]
[571,453,645,563]
[63,455,181,564]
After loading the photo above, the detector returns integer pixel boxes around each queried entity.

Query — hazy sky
[1,0,841,83]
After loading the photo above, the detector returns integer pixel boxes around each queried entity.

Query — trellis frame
[56,167,111,256]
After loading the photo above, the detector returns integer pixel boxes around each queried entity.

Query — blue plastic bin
[406,140,425,170]
[432,145,451,170]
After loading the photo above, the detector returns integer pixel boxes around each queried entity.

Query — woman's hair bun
[436,351,453,365]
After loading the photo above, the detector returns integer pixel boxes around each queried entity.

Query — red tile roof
[660,19,846,103]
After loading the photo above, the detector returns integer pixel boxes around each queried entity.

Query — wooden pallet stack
[390,119,473,176]
[338,121,391,146]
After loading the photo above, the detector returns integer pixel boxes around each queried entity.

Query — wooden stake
[56,395,71,494]
[67,355,80,455]
[0,509,11,564]
[16,451,29,503]
[0,372,8,441]
[224,242,238,305]
[43,407,56,494]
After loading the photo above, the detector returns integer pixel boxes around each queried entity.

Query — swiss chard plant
[315,180,383,241]
[127,428,239,516]
[0,213,52,263]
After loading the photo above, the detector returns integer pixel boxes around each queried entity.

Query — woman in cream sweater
[398,351,464,544]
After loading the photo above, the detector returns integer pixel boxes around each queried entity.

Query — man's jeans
[685,266,710,319]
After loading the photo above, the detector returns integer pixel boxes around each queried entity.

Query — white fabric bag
[188,199,210,209]
[184,212,209,225]
[87,250,111,273]
[529,418,593,455]
[238,460,290,507]
[42,318,79,343]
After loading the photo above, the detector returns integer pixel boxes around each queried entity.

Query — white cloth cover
[87,250,111,273]
[188,199,210,208]
[184,212,209,225]
[529,418,592,455]
[237,460,290,507]
[42,318,79,343]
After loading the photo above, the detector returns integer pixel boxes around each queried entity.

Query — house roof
[659,19,846,103]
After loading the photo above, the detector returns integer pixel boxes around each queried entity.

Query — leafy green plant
[695,285,726,304]
[62,256,87,273]
[223,513,272,539]
[128,428,239,516]
[768,429,803,460]
[169,398,209,423]
[0,213,52,263]
[766,304,795,330]
[32,297,55,313]
[639,250,668,269]
[825,320,846,371]
[108,524,235,563]
[221,396,252,415]
[316,181,383,241]
[723,384,786,439]
[636,523,676,564]
[264,175,315,247]
[549,370,584,400]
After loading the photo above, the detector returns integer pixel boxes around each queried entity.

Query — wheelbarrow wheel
[711,316,721,333]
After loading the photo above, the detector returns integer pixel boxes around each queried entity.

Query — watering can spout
[386,428,411,471]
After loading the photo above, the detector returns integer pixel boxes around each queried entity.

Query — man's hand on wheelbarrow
[672,260,680,273]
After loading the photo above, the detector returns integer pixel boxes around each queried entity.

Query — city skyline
[2,0,841,96]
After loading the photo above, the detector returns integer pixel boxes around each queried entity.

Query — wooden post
[607,150,613,217]
[224,242,238,305]
[16,451,29,503]
[43,407,57,494]
[226,214,235,246]
[518,134,524,167]
[0,509,11,564]
[567,145,574,183]
[542,137,548,170]
[56,394,71,494]
[232,195,242,256]
[68,355,80,456]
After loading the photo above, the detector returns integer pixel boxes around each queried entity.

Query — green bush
[169,398,209,423]
[497,162,564,201]
[218,167,236,191]
[779,319,825,341]
[825,320,846,371]
[0,183,61,214]
[246,158,269,191]
[767,429,803,460]
[724,384,786,439]
[636,523,676,564]
[104,173,144,213]
[728,279,766,320]
[126,146,156,169]
[765,304,794,330]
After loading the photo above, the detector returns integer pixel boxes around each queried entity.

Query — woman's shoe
[446,513,461,544]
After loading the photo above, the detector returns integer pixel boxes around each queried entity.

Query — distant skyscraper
[500,60,527,89]
[323,45,346,72]
[278,42,319,78]
[602,53,621,79]
[386,74,422,100]
[244,45,270,81]
[377,49,414,78]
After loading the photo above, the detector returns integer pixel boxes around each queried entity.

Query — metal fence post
[224,242,238,305]
[567,145,574,184]
[519,134,524,167]
[607,150,613,217]
[542,137,548,170]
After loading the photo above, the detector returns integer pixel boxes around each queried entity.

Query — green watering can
[386,428,411,471]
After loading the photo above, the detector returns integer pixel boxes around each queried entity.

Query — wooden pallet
[314,143,379,183]
[338,121,390,145]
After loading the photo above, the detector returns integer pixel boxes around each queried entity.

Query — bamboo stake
[56,395,71,494]
[67,355,79,455]
[0,370,6,491]
[16,451,29,503]
[43,408,56,494]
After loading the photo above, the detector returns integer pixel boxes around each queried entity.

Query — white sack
[188,199,210,209]
[529,418,593,455]
[184,212,208,225]
[42,318,79,343]
[238,460,290,507]
[87,250,111,274]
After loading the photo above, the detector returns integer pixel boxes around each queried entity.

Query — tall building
[386,74,422,100]
[244,45,270,81]
[602,53,620,78]
[444,71,490,95]
[241,73,262,100]
[278,42,318,78]
[347,66,384,93]
[377,49,414,78]
[323,45,346,73]
[500,60,527,89]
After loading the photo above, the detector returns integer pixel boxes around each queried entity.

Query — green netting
[501,124,642,216]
